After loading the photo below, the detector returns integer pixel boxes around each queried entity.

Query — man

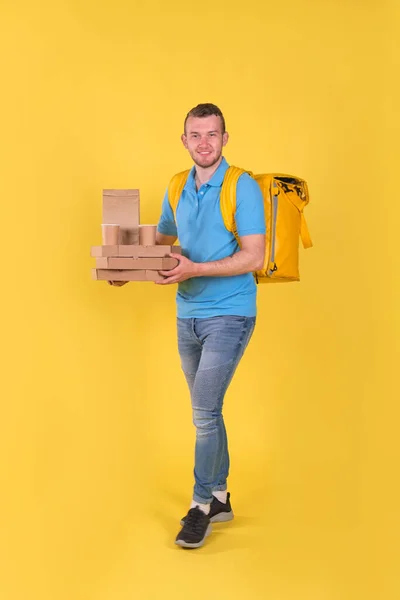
[156,103,265,548]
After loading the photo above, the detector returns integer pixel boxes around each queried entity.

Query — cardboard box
[90,245,119,257]
[95,257,110,268]
[118,245,182,257]
[92,269,165,282]
[95,257,178,270]
[91,245,182,258]
[144,270,166,281]
[102,189,140,245]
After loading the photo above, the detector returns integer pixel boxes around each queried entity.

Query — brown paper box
[91,245,119,257]
[102,189,140,245]
[95,257,109,268]
[91,245,182,258]
[144,270,166,281]
[92,269,147,281]
[118,245,181,257]
[92,269,165,282]
[95,257,178,270]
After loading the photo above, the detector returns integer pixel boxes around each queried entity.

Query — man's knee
[192,408,221,436]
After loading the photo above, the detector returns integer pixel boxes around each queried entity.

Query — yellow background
[0,1,398,599]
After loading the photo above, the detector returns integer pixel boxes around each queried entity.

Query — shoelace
[183,508,208,533]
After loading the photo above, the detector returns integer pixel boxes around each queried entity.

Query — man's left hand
[155,253,199,285]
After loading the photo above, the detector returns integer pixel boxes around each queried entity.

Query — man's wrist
[193,261,204,276]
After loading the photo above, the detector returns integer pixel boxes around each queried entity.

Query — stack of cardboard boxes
[91,189,180,282]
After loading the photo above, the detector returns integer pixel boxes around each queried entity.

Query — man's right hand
[108,281,128,287]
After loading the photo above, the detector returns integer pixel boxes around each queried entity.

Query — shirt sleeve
[234,173,266,236]
[157,189,178,237]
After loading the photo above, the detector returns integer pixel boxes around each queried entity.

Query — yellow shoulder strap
[167,170,190,215]
[300,214,313,249]
[220,166,251,245]
[295,178,313,249]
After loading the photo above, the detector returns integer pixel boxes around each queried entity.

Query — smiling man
[156,103,266,549]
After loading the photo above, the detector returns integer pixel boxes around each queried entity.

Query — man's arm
[196,233,265,276]
[156,231,178,246]
[157,233,265,284]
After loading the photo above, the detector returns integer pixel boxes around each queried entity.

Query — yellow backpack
[168,166,313,283]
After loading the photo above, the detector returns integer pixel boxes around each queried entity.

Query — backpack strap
[220,166,252,246]
[167,170,191,216]
[300,214,313,249]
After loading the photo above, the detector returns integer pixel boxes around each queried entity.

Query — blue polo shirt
[157,157,265,318]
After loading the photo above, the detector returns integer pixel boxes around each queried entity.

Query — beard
[191,148,222,169]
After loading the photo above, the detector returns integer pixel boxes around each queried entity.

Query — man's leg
[175,315,255,548]
[177,317,203,398]
[189,316,256,504]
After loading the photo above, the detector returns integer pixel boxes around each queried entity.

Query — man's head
[182,103,229,169]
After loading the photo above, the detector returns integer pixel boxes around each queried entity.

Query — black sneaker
[180,493,234,526]
[175,507,212,549]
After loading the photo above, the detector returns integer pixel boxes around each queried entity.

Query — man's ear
[181,134,188,149]
[222,131,229,147]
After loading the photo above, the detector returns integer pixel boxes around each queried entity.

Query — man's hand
[108,281,128,287]
[155,253,198,285]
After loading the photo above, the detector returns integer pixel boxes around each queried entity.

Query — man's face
[182,115,229,169]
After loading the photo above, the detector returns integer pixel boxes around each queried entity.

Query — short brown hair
[184,103,226,134]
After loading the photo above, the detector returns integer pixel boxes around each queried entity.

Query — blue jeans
[177,315,256,504]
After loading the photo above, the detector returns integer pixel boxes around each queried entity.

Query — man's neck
[194,156,223,189]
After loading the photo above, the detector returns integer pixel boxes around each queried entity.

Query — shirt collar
[185,156,230,191]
